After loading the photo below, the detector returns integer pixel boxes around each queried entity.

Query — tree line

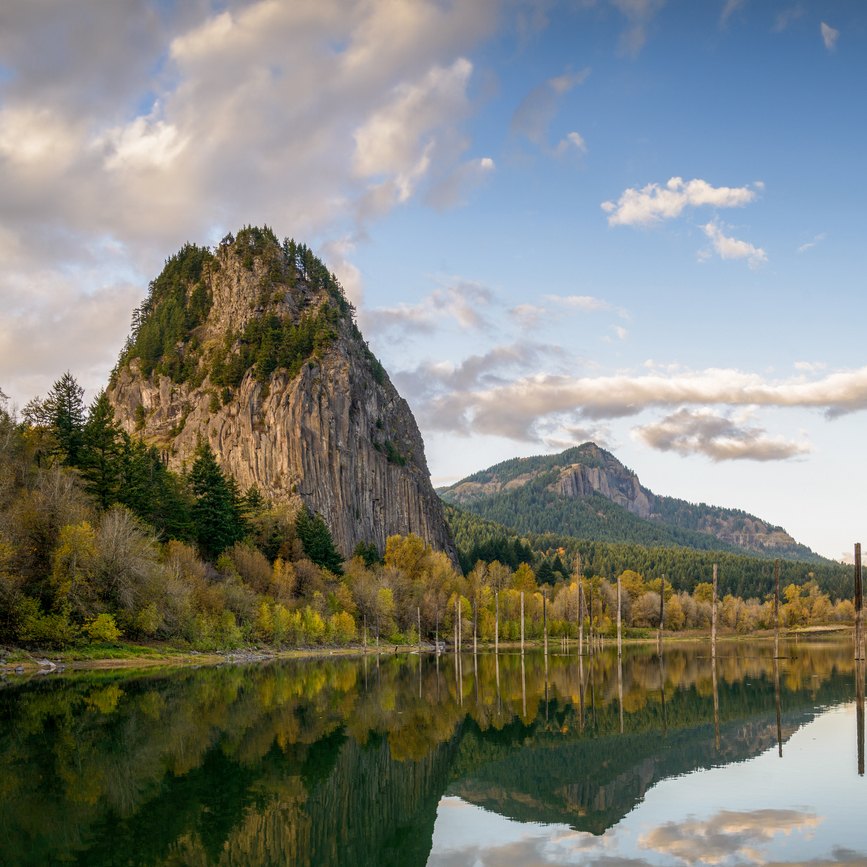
[0,375,857,653]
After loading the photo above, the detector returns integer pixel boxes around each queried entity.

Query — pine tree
[41,372,86,466]
[295,505,343,574]
[189,442,245,559]
[81,391,124,508]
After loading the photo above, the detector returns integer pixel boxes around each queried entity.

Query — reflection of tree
[0,641,858,865]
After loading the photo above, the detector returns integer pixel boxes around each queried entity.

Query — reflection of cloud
[640,809,821,865]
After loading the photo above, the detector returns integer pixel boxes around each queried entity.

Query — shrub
[84,613,122,643]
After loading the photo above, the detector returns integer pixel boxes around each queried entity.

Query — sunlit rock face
[108,229,456,560]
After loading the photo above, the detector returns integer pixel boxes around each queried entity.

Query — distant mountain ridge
[439,443,820,561]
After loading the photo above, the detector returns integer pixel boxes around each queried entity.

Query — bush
[19,599,79,648]
[84,613,122,643]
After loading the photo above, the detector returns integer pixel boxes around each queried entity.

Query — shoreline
[0,624,852,677]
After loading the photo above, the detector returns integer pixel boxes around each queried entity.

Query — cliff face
[553,444,655,519]
[108,229,455,560]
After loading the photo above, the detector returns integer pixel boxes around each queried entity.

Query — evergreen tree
[39,372,86,466]
[295,505,343,574]
[81,391,124,508]
[118,440,192,541]
[188,442,245,559]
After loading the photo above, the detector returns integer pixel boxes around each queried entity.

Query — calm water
[1,640,865,866]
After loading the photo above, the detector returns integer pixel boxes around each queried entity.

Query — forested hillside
[444,504,852,601]
[440,444,820,562]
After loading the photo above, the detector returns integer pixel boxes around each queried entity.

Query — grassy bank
[1,623,854,677]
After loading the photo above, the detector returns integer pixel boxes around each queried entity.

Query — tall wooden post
[454,597,459,654]
[856,543,863,661]
[543,587,548,657]
[435,611,439,653]
[363,614,367,652]
[618,650,624,734]
[473,595,478,656]
[774,558,780,660]
[617,575,623,658]
[774,654,782,758]
[495,589,499,655]
[712,563,718,662]
[857,658,865,776]
[417,605,422,653]
[520,591,525,654]
[712,651,720,752]
[658,577,664,654]
[578,581,584,657]
[588,587,594,655]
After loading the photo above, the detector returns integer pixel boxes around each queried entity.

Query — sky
[1,0,865,561]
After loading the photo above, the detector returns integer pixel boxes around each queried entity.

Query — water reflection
[0,640,863,866]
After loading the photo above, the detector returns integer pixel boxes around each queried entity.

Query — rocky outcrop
[553,444,655,519]
[108,230,456,560]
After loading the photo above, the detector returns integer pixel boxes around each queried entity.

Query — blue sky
[1,1,865,560]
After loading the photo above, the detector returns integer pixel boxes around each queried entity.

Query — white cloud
[702,220,767,268]
[794,360,827,373]
[100,116,188,172]
[797,232,826,253]
[602,177,760,227]
[364,280,495,336]
[509,304,548,327]
[555,131,588,156]
[821,21,839,51]
[543,294,611,312]
[426,156,496,209]
[0,0,501,405]
[772,5,805,33]
[610,0,666,57]
[403,363,867,444]
[353,58,473,207]
[511,68,590,146]
[635,408,811,461]
[720,0,746,26]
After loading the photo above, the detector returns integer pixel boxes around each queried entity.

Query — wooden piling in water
[774,654,782,758]
[495,589,499,655]
[712,652,720,751]
[473,595,478,657]
[618,652,624,734]
[855,543,863,661]
[417,606,421,654]
[774,558,780,660]
[578,581,584,657]
[543,587,548,658]
[617,576,622,659]
[711,563,718,662]
[658,577,664,654]
[857,658,865,776]
[520,591,525,654]
[454,598,459,654]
